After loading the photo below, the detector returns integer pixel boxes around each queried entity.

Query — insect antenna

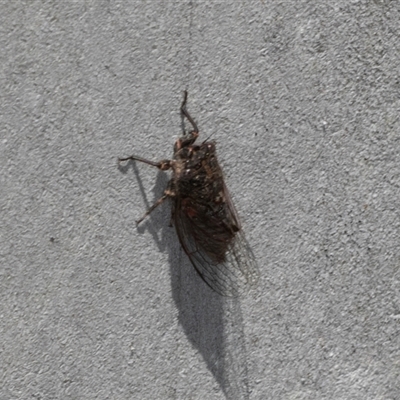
[202,132,215,143]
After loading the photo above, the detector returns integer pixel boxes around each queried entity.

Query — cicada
[119,92,259,296]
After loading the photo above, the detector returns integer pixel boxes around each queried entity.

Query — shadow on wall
[120,162,251,400]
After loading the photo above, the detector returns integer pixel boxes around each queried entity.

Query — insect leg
[181,90,199,134]
[136,182,175,224]
[118,155,172,171]
[136,193,169,225]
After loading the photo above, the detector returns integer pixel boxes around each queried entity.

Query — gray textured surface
[1,1,400,399]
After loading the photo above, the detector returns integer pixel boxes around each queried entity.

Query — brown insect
[119,92,259,296]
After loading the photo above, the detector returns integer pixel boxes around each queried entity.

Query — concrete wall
[1,1,399,399]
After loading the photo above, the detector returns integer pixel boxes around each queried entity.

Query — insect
[119,92,259,296]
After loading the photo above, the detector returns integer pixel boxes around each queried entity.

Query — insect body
[119,92,259,296]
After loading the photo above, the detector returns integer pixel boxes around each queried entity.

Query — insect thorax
[173,142,224,200]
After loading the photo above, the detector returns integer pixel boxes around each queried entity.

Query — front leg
[118,155,173,171]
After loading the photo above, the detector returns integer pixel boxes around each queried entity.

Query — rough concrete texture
[1,1,399,399]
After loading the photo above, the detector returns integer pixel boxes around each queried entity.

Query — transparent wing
[173,195,260,297]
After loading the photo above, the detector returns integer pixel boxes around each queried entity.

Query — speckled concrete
[1,2,399,399]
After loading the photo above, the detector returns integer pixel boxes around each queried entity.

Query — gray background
[1,1,399,399]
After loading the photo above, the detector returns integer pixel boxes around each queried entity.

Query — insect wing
[173,188,259,296]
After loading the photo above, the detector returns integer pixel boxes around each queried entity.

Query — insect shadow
[119,158,249,398]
